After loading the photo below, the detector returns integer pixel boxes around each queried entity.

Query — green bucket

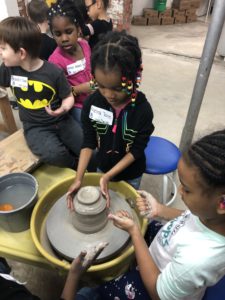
[154,0,167,12]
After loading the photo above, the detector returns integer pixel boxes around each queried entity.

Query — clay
[46,186,135,262]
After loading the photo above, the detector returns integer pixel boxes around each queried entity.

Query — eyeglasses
[86,0,96,11]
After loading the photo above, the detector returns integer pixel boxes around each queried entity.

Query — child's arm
[137,190,183,221]
[100,152,135,206]
[61,243,107,300]
[109,211,161,300]
[72,82,92,96]
[81,23,94,37]
[66,148,93,210]
[45,91,74,117]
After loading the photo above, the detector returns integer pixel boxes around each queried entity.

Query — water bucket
[0,173,38,232]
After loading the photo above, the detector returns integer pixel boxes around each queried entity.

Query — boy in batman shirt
[0,16,83,169]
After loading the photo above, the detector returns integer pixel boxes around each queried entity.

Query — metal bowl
[0,173,38,232]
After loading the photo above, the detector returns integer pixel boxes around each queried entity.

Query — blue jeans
[76,287,100,300]
[70,107,82,126]
[97,168,142,190]
[125,176,142,190]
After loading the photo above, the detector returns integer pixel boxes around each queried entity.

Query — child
[0,16,83,169]
[27,0,57,60]
[48,0,92,124]
[66,31,154,208]
[84,129,225,300]
[0,244,106,300]
[81,0,113,49]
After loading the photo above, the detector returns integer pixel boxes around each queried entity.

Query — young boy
[0,16,83,169]
[27,0,57,60]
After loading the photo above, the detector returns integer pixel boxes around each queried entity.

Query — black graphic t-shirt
[0,61,71,125]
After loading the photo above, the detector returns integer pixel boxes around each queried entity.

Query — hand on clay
[66,180,81,211]
[100,174,111,208]
[136,190,161,220]
[108,210,137,234]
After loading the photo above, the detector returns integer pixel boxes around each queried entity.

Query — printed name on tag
[89,105,113,125]
[10,75,28,89]
[67,58,86,75]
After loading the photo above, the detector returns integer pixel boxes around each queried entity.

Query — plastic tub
[31,173,147,280]
[154,0,167,12]
[0,173,38,232]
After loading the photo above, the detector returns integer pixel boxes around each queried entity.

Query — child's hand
[108,210,136,233]
[45,104,68,117]
[100,174,111,208]
[66,180,81,210]
[70,242,108,275]
[136,190,160,220]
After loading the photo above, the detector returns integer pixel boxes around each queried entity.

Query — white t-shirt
[149,210,225,300]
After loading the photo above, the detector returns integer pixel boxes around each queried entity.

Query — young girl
[48,0,92,124]
[67,31,154,208]
[84,129,225,300]
[81,0,113,49]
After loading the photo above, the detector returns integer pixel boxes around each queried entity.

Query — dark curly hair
[47,0,84,31]
[91,30,142,85]
[183,129,225,190]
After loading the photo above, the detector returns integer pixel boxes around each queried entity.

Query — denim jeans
[97,168,142,190]
[76,287,101,300]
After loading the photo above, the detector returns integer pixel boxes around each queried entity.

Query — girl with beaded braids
[66,30,154,208]
[75,129,225,300]
[48,0,92,124]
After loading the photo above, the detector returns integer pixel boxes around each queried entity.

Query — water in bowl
[0,183,35,210]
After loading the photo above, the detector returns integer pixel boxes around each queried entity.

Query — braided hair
[183,129,225,190]
[47,0,84,31]
[91,30,142,87]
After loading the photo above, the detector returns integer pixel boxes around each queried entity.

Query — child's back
[27,0,57,60]
[81,0,113,49]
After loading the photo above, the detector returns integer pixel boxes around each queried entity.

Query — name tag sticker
[10,75,28,89]
[89,105,113,125]
[67,58,86,75]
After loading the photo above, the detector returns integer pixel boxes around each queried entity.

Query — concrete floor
[3,18,225,299]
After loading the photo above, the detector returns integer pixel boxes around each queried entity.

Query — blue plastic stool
[145,136,181,206]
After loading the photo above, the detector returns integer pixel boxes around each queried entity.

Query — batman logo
[12,80,56,109]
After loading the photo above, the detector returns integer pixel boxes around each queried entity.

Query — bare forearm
[62,92,74,111]
[106,152,135,180]
[73,83,91,95]
[157,203,183,221]
[61,272,79,300]
[76,148,93,181]
[130,226,160,300]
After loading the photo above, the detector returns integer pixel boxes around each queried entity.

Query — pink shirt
[48,39,91,108]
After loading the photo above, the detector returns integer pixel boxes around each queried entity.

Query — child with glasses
[81,0,113,49]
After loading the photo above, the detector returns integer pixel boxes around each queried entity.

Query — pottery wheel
[46,189,133,262]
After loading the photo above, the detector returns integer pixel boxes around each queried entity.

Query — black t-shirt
[0,61,71,124]
[81,19,113,49]
[40,33,57,60]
